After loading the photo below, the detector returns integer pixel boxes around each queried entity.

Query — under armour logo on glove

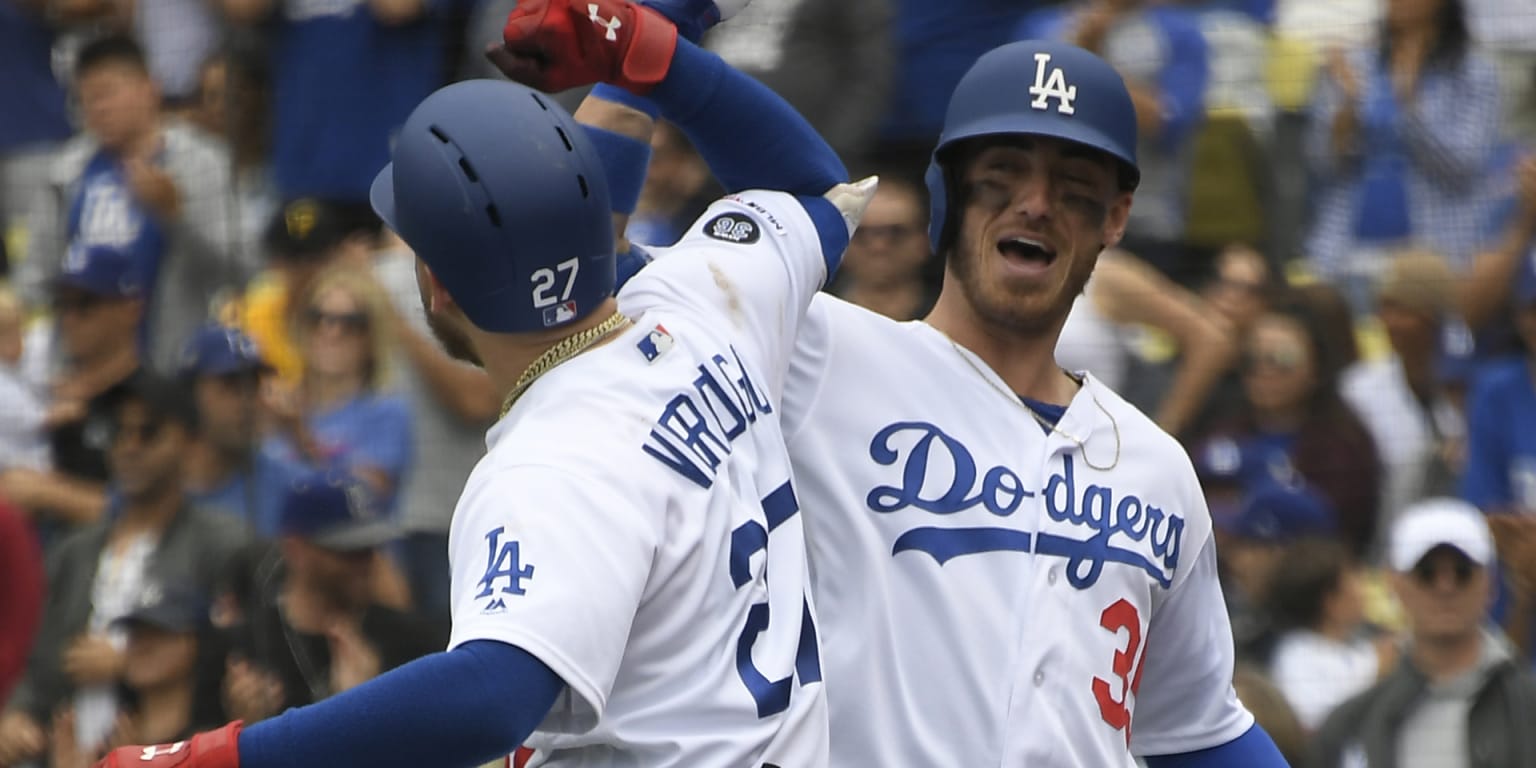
[588,3,622,40]
[141,743,188,760]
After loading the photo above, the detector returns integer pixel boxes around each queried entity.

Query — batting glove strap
[95,721,243,768]
[494,0,678,94]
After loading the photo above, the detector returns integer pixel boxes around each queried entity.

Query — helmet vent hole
[555,126,574,153]
[530,92,548,111]
[485,204,502,227]
[429,126,450,143]
[457,157,478,182]
[577,174,589,198]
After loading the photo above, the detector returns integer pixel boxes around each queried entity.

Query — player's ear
[414,260,457,315]
[1100,191,1133,249]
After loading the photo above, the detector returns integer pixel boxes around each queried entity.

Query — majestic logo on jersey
[637,324,674,362]
[1029,52,1077,115]
[867,421,1184,588]
[642,345,772,489]
[477,527,534,611]
[703,213,760,244]
[587,3,622,41]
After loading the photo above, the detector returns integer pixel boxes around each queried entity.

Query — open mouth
[996,237,1057,270]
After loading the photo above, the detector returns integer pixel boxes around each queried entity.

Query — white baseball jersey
[781,296,1255,767]
[449,190,834,767]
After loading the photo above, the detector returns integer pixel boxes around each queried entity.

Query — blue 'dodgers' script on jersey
[642,346,774,489]
[867,421,1185,589]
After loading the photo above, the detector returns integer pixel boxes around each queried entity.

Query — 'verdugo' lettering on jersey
[1029,52,1077,115]
[477,526,535,613]
[642,346,773,489]
[867,421,1184,587]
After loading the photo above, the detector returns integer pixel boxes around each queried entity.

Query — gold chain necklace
[500,311,633,418]
[942,336,1122,472]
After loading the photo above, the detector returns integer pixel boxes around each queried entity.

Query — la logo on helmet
[1029,53,1077,115]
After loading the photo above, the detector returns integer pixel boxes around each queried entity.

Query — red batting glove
[487,0,678,94]
[94,721,243,768]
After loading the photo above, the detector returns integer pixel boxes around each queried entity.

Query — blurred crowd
[3,0,1536,765]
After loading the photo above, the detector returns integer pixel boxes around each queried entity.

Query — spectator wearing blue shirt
[1208,298,1383,559]
[261,267,412,520]
[19,35,241,375]
[1018,0,1210,285]
[180,325,289,538]
[1304,0,1505,309]
[1461,247,1536,657]
[220,0,450,206]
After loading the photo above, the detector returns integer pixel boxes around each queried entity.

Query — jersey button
[1047,569,1058,585]
[1033,669,1045,686]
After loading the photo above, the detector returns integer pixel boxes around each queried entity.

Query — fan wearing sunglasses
[1215,300,1383,560]
[1308,498,1536,767]
[261,266,412,529]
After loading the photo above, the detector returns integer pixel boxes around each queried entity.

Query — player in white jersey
[572,37,1295,768]
[91,2,873,766]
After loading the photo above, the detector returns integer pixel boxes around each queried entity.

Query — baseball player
[564,32,1292,768]
[91,2,873,766]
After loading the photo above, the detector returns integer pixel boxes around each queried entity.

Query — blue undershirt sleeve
[1143,723,1290,768]
[238,640,563,768]
[646,37,847,198]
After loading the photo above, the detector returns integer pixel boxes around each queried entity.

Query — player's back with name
[451,302,826,766]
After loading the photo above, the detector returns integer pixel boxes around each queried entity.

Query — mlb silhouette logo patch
[703,213,760,244]
[542,301,577,326]
[637,324,674,362]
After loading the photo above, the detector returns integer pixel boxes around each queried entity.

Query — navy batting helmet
[370,80,615,333]
[925,40,1140,254]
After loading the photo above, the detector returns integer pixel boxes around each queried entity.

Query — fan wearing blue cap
[106,583,221,746]
[179,325,286,537]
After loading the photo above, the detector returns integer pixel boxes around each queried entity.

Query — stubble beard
[417,291,483,368]
[948,229,1097,335]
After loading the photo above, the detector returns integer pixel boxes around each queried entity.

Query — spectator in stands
[1019,0,1211,285]
[218,475,444,726]
[0,498,45,708]
[1460,152,1536,362]
[0,244,147,540]
[218,0,447,209]
[1056,249,1235,436]
[827,176,937,321]
[1185,242,1281,441]
[704,0,893,165]
[1461,245,1536,656]
[0,286,52,472]
[187,50,276,293]
[1220,298,1382,557]
[625,122,716,249]
[180,325,287,538]
[46,583,226,768]
[1266,537,1393,733]
[1341,250,1468,550]
[240,199,372,387]
[372,230,495,623]
[1304,0,1504,309]
[1214,479,1339,665]
[19,34,240,374]
[1309,498,1536,767]
[0,372,247,766]
[0,0,73,266]
[261,266,411,517]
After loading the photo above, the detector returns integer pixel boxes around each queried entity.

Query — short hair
[1264,537,1353,631]
[75,34,150,79]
